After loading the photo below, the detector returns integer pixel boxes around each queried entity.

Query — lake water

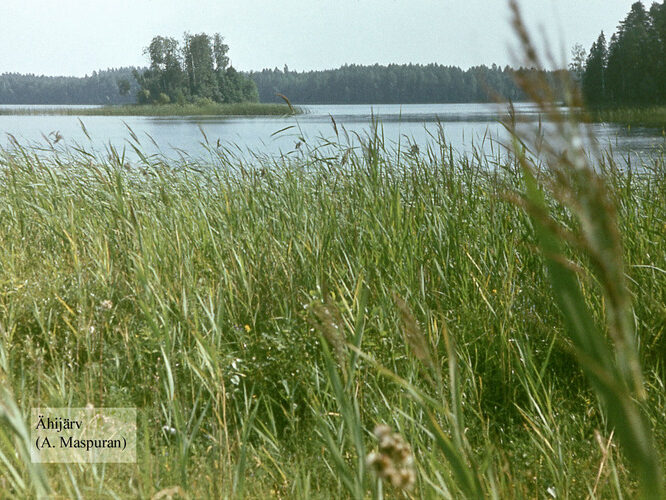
[0,103,664,165]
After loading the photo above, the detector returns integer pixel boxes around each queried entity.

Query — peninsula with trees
[0,33,293,116]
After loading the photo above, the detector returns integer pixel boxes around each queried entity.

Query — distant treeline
[249,64,568,104]
[1,63,571,106]
[0,68,141,105]
[582,1,666,106]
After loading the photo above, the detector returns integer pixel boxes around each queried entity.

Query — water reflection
[0,103,663,165]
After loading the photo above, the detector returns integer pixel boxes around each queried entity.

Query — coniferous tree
[583,32,607,105]
[581,1,665,107]
[619,2,655,103]
[649,1,666,102]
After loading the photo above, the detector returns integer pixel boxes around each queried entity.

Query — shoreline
[585,106,666,130]
[2,102,665,130]
[0,102,299,117]
[2,135,663,498]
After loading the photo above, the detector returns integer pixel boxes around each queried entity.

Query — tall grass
[0,4,664,497]
[0,109,663,497]
[505,2,662,496]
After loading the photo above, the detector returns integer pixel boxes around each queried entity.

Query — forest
[249,64,567,104]
[0,68,140,105]
[2,1,664,108]
[582,1,666,105]
[0,63,566,106]
[0,26,569,107]
[0,33,260,106]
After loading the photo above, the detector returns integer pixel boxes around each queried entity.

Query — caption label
[31,407,136,463]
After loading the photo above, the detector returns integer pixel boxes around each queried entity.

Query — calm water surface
[0,103,663,164]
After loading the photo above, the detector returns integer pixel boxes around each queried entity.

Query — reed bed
[0,112,663,497]
[587,106,666,131]
[0,6,664,493]
[0,102,298,117]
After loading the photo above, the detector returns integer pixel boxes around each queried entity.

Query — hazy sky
[0,1,643,76]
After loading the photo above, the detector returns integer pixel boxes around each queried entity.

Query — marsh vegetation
[0,101,664,497]
[0,102,296,117]
[0,3,664,499]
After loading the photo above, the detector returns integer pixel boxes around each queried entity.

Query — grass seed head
[366,424,416,491]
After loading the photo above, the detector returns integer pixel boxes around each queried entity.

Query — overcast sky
[0,1,643,76]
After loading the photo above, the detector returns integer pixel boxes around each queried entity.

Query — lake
[0,103,664,165]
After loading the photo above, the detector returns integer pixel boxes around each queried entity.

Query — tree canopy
[582,1,666,106]
[1,34,573,106]
[133,33,258,105]
[0,68,140,105]
[249,63,567,104]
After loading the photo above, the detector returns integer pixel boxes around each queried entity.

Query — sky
[0,0,645,77]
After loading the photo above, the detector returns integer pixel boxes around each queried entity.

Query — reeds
[0,5,663,496]
[2,112,662,497]
[587,106,666,131]
[0,102,298,117]
[502,1,663,497]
